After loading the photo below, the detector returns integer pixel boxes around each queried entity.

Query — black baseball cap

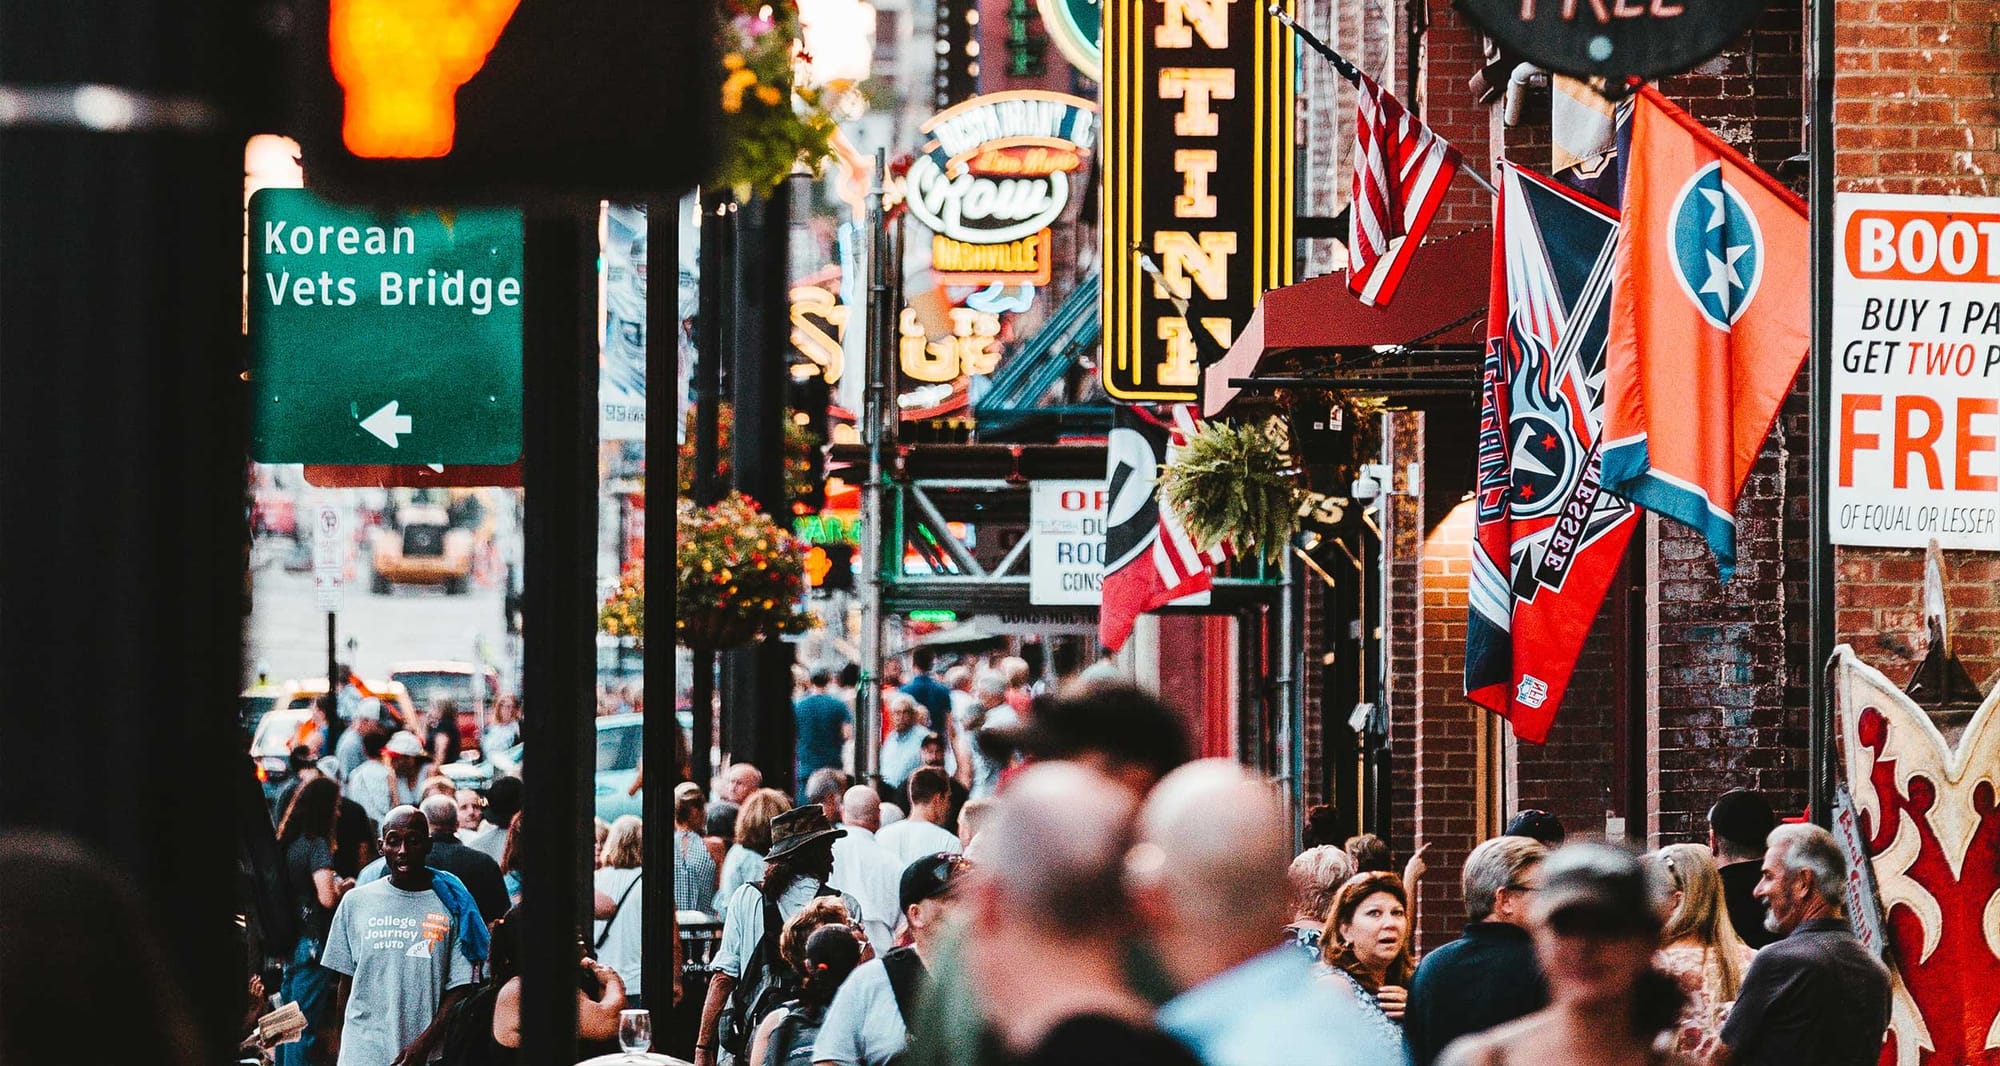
[1505,809,1566,846]
[899,851,974,911]
[1708,789,1776,850]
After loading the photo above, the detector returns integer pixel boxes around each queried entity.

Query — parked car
[369,505,475,594]
[595,713,643,822]
[389,660,503,753]
[440,716,639,822]
[249,707,317,810]
[280,677,418,734]
[239,681,308,734]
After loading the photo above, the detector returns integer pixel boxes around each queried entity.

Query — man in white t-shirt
[965,671,1018,799]
[876,767,962,867]
[320,806,475,1066]
[831,785,905,953]
[814,850,972,1066]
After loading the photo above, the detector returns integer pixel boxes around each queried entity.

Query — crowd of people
[251,669,539,1065]
[247,657,1894,1066]
[664,672,1894,1066]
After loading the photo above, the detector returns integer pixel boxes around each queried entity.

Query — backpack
[763,1002,827,1066]
[719,883,838,1057]
[879,945,929,1066]
[433,981,502,1066]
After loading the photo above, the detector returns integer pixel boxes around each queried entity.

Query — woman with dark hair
[276,776,353,1065]
[1438,843,1691,1066]
[749,924,866,1066]
[479,905,629,1064]
[1318,872,1416,1057]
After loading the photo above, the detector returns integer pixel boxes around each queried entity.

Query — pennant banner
[1466,163,1638,744]
[1099,405,1223,652]
[1600,87,1809,578]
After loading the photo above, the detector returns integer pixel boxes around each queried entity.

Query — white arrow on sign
[360,400,413,449]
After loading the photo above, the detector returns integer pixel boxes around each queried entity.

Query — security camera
[1351,463,1389,501]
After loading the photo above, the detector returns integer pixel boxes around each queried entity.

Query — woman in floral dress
[1651,843,1756,1059]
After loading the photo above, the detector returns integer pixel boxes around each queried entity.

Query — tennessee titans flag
[1466,163,1640,744]
[1600,87,1809,579]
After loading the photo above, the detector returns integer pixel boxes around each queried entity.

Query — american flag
[1349,72,1462,307]
[1156,405,1230,589]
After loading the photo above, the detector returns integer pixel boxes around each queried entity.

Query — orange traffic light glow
[329,0,522,159]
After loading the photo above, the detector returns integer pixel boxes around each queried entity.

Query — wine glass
[618,1008,651,1055]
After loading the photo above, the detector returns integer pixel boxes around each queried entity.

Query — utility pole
[722,180,798,793]
[690,192,732,788]
[857,152,892,785]
[518,209,599,1065]
[1807,0,1837,828]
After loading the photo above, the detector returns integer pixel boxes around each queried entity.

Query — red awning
[1203,225,1491,417]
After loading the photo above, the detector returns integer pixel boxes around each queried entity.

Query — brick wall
[1613,2,1817,844]
[1381,411,1422,868]
[1420,5,1493,234]
[1510,590,1621,838]
[1831,0,2000,690]
[1411,495,1484,949]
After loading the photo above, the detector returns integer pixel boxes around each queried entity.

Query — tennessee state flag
[1465,163,1639,744]
[1600,87,1809,579]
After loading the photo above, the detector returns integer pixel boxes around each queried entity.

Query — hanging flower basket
[1158,416,1303,565]
[598,562,645,648]
[676,493,815,651]
[713,0,842,200]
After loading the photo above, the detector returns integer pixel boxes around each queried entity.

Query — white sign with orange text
[1833,193,2000,549]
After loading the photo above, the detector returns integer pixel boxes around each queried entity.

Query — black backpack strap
[760,888,787,968]
[594,872,643,950]
[881,946,928,1033]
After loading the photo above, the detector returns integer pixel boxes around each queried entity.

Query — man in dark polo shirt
[1405,835,1550,1066]
[1717,823,1890,1066]
[1709,788,1780,949]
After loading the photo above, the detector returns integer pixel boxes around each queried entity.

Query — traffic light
[277,0,717,201]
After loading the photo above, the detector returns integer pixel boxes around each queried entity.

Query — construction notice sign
[1832,193,2000,550]
[1030,480,1107,605]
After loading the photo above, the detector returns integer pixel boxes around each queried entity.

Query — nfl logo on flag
[1515,675,1549,709]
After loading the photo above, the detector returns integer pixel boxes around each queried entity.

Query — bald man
[1134,761,1396,1066]
[967,764,1202,1063]
[321,806,474,1065]
[354,794,510,925]
[832,785,902,952]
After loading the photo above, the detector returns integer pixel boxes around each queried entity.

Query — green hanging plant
[1159,416,1302,565]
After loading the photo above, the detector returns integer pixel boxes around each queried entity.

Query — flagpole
[1268,4,1500,198]
[1807,0,1836,829]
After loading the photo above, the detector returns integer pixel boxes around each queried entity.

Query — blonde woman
[1652,843,1755,1059]
[719,788,792,900]
[593,816,647,1005]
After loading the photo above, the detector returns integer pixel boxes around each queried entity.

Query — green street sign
[248,188,524,464]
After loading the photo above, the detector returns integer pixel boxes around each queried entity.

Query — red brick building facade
[1281,1,1999,949]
